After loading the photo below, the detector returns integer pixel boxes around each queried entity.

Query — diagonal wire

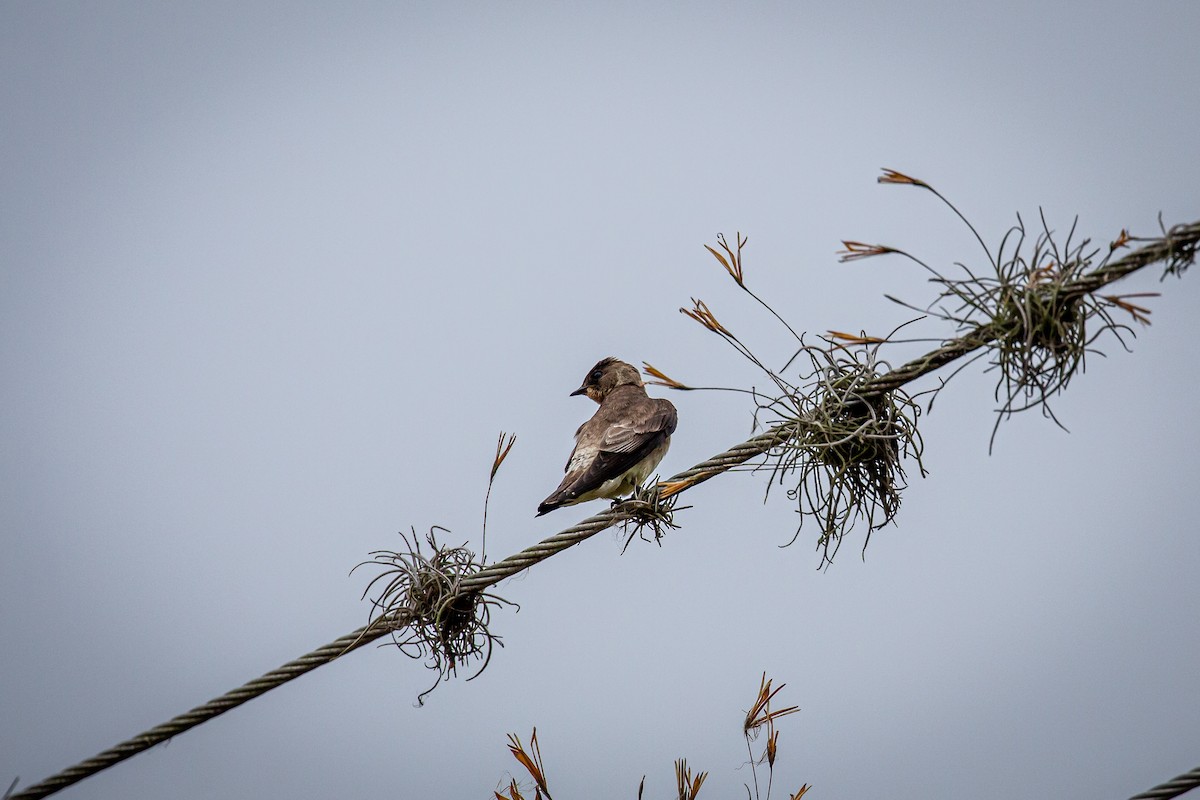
[1128,765,1200,800]
[7,220,1199,800]
[3,623,401,800]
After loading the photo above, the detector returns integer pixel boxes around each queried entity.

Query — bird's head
[570,357,642,403]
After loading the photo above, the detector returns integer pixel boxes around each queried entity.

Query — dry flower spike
[505,729,552,800]
[837,240,897,262]
[1101,293,1157,325]
[681,298,734,337]
[490,431,517,481]
[1109,228,1131,251]
[675,758,708,800]
[827,329,887,344]
[643,362,693,390]
[878,167,930,188]
[705,231,749,286]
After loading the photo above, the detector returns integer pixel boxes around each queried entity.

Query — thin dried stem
[483,431,517,562]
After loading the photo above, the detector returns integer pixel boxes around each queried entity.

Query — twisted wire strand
[9,220,1198,800]
[5,622,404,800]
[1128,765,1200,800]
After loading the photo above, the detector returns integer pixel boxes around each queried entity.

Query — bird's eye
[591,370,603,381]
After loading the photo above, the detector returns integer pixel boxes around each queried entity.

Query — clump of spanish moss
[353,526,516,704]
[615,482,690,552]
[766,338,925,567]
[667,229,925,566]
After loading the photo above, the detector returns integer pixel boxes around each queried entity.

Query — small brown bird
[538,357,678,516]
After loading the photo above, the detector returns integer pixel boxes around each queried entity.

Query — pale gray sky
[3,3,1199,799]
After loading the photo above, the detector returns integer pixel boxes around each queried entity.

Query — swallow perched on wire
[537,357,678,516]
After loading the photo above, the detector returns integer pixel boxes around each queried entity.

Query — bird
[537,357,678,516]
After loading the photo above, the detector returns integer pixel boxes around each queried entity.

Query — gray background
[3,3,1199,798]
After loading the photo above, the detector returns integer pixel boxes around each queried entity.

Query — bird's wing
[595,398,677,455]
[555,398,677,496]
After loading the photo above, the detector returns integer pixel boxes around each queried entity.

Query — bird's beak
[570,386,587,397]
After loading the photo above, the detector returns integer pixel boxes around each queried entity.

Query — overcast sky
[3,3,1199,799]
